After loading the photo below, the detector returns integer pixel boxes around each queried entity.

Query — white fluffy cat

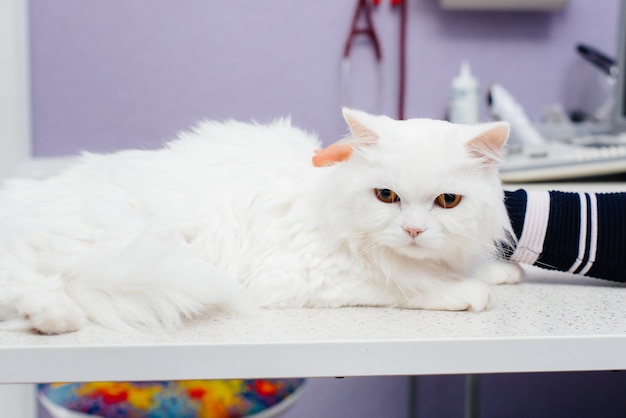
[0,109,522,334]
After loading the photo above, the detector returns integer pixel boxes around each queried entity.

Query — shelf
[2,268,626,384]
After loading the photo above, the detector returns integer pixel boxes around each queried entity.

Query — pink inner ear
[312,143,353,167]
[466,123,509,166]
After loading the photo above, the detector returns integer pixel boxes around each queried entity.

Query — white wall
[0,0,31,178]
[0,1,36,417]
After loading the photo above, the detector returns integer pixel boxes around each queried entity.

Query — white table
[2,267,626,384]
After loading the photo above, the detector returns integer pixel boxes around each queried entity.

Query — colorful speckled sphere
[39,379,306,418]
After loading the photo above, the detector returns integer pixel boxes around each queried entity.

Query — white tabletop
[1,267,625,384]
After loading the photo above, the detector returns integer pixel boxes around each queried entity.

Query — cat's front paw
[458,279,492,312]
[407,279,492,312]
[29,305,85,335]
[27,300,86,335]
[479,260,524,285]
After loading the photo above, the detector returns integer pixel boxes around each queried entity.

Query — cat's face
[319,109,511,269]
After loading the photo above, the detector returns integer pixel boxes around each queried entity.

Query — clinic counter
[2,268,626,384]
[2,182,626,384]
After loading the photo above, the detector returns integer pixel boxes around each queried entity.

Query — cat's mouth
[395,244,430,261]
[401,239,426,253]
[398,237,439,258]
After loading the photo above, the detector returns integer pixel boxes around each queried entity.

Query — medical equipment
[341,0,407,119]
[488,84,546,146]
[568,44,618,123]
[396,0,408,120]
[341,0,383,114]
[492,85,626,182]
[500,135,626,182]
[492,4,626,183]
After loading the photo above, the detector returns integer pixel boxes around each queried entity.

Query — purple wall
[28,1,626,417]
[414,372,626,418]
[283,377,409,418]
[29,0,619,156]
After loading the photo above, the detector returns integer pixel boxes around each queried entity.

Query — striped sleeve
[586,193,626,281]
[504,189,626,282]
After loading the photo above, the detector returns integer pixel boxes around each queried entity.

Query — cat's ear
[465,122,509,166]
[342,108,380,145]
[312,109,382,167]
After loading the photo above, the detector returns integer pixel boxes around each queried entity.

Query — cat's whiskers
[377,246,412,296]
[373,244,426,300]
[442,217,504,257]
[333,231,417,298]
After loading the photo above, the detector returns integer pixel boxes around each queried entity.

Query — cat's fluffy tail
[67,232,249,332]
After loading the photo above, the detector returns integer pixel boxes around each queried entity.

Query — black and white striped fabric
[505,189,626,282]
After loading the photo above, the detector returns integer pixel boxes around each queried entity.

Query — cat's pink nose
[403,226,424,239]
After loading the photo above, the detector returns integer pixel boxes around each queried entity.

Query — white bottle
[449,61,480,124]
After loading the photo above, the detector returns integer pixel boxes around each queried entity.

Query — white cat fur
[0,109,521,334]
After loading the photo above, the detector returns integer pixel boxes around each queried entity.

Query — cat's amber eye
[435,193,462,209]
[374,188,400,204]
